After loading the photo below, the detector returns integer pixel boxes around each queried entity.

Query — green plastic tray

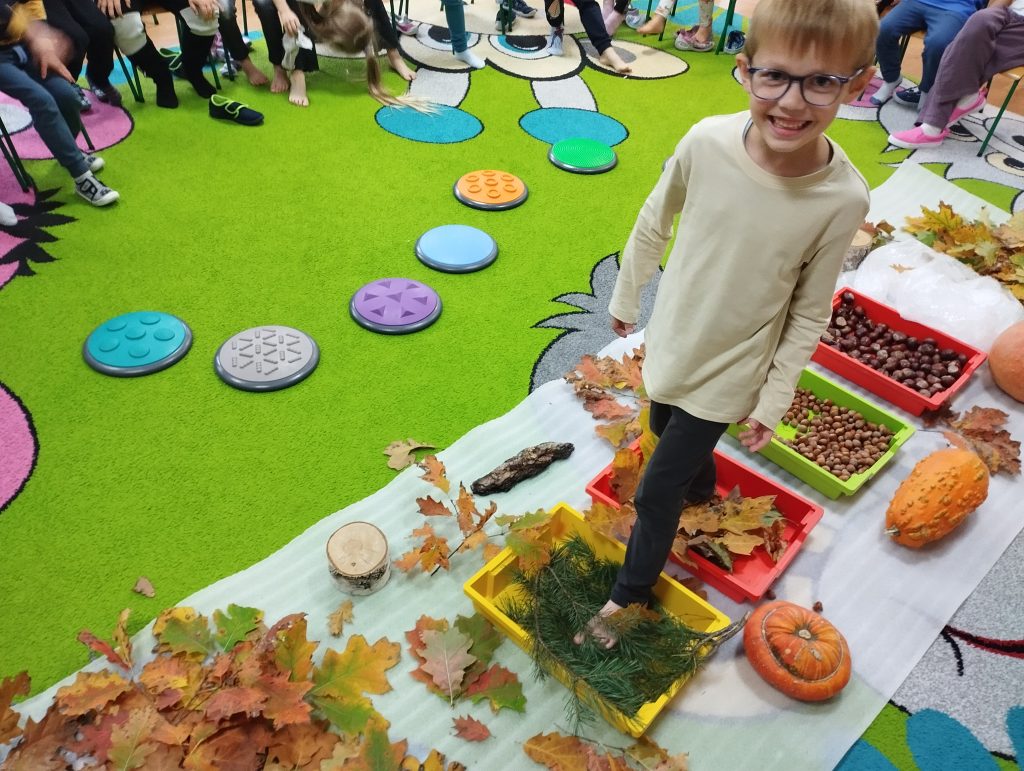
[726,368,915,499]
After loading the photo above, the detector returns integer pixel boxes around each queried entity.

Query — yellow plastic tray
[463,503,732,737]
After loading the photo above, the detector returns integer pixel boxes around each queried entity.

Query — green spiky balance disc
[548,138,618,175]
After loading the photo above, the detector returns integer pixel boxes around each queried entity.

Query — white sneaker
[624,7,642,28]
[74,172,119,207]
[547,27,564,56]
[82,152,104,173]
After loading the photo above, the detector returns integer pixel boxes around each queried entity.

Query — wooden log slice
[843,229,873,272]
[326,521,391,595]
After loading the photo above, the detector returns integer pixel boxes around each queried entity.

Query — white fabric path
[13,164,1024,770]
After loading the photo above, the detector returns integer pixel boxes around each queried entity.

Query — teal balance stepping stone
[549,138,617,174]
[83,311,192,377]
[415,225,498,274]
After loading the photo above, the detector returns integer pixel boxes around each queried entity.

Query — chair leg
[644,0,653,21]
[241,0,249,36]
[0,118,34,192]
[978,78,1018,156]
[115,48,145,103]
[79,122,96,152]
[657,0,677,41]
[715,0,736,54]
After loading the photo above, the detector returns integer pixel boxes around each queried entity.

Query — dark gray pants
[919,6,1024,128]
[609,401,727,607]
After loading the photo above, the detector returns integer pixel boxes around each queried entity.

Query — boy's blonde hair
[745,0,879,72]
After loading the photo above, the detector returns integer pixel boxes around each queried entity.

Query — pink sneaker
[888,125,949,150]
[674,26,714,52]
[946,89,986,126]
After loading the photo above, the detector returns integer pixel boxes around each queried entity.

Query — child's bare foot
[239,58,269,87]
[636,13,665,35]
[270,65,289,93]
[387,49,416,82]
[573,599,624,649]
[288,70,309,107]
[599,46,632,74]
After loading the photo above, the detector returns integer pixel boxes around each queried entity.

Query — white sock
[454,49,485,70]
[0,202,16,227]
[956,91,981,109]
[921,123,943,137]
[873,79,900,102]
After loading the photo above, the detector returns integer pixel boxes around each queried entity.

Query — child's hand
[96,0,123,17]
[24,23,73,81]
[737,418,774,452]
[189,0,218,19]
[279,8,300,36]
[610,316,635,338]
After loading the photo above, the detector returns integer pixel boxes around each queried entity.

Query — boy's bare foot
[387,49,416,82]
[239,58,269,87]
[288,70,309,106]
[573,599,624,649]
[599,46,632,74]
[636,13,666,35]
[270,65,289,93]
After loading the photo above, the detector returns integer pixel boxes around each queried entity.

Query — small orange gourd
[885,448,989,549]
[989,321,1024,403]
[743,601,851,702]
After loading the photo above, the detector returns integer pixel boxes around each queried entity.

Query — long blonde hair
[302,0,428,110]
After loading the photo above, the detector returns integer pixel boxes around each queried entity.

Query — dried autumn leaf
[406,616,450,697]
[716,531,764,556]
[337,720,408,771]
[417,495,452,517]
[133,576,156,598]
[523,731,588,771]
[275,615,317,682]
[138,655,203,710]
[202,686,266,722]
[328,600,354,637]
[419,455,451,494]
[265,721,340,769]
[395,524,452,573]
[455,484,479,535]
[585,500,635,541]
[385,438,435,470]
[482,543,503,562]
[152,607,213,661]
[935,405,1021,475]
[78,607,133,671]
[595,416,642,449]
[56,670,134,717]
[463,664,526,713]
[453,614,502,673]
[257,672,313,729]
[462,530,489,553]
[212,604,264,651]
[609,447,642,504]
[107,707,160,770]
[452,714,491,741]
[625,735,689,770]
[418,627,477,703]
[312,635,401,702]
[0,671,29,744]
[183,721,272,771]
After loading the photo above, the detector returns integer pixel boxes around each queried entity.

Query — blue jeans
[876,0,973,93]
[0,46,89,179]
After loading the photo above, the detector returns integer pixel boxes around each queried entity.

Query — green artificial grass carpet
[1,23,1022,769]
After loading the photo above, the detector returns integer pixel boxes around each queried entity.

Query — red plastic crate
[586,442,824,603]
[812,288,987,416]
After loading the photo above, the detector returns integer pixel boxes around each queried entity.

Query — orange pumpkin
[885,448,989,549]
[743,600,851,702]
[989,321,1024,403]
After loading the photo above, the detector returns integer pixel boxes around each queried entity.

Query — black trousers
[545,0,612,53]
[609,401,727,607]
[41,0,115,83]
[252,0,319,70]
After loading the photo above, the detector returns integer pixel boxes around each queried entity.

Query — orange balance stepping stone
[453,170,528,211]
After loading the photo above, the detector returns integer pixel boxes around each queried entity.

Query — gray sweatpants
[919,6,1024,128]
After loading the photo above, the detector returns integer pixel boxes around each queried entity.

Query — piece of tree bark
[470,442,574,495]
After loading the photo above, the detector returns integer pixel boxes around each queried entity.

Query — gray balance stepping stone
[83,311,192,377]
[350,278,441,335]
[215,326,319,392]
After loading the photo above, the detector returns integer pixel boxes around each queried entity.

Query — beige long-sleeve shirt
[609,111,870,430]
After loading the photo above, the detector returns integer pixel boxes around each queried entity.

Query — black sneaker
[893,86,921,106]
[494,3,516,30]
[87,76,123,108]
[73,83,92,111]
[208,95,264,126]
[74,173,119,206]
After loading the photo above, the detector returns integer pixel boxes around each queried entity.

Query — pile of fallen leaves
[0,606,465,770]
[565,348,648,448]
[904,202,1024,302]
[523,731,688,770]
[923,404,1021,476]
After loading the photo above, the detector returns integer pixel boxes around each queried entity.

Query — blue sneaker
[723,29,745,54]
[893,86,921,106]
[511,0,536,17]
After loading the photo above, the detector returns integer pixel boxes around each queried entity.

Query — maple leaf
[523,731,588,771]
[396,524,452,573]
[153,607,213,661]
[716,531,764,556]
[418,627,477,704]
[678,502,724,535]
[452,715,491,741]
[275,615,318,682]
[933,405,1021,475]
[419,455,451,494]
[417,495,452,517]
[258,672,314,729]
[609,447,643,505]
[385,438,435,470]
[266,721,340,768]
[133,576,156,598]
[328,600,354,637]
[0,671,29,744]
[718,495,776,534]
[906,201,965,236]
[312,635,401,702]
[78,607,133,671]
[585,500,635,541]
[213,604,264,652]
[993,210,1024,250]
[56,670,134,717]
[463,664,526,713]
[202,686,266,722]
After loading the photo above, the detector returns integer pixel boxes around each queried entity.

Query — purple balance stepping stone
[350,278,442,334]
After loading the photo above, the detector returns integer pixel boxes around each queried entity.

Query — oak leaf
[385,438,435,470]
[78,607,133,671]
[947,406,1021,475]
[309,692,379,736]
[275,615,317,682]
[595,417,642,449]
[455,484,480,535]
[406,616,451,697]
[0,671,29,744]
[266,721,340,769]
[133,576,156,598]
[152,607,213,661]
[183,721,272,771]
[483,543,503,561]
[311,635,401,702]
[336,720,408,771]
[523,731,588,771]
[463,664,525,713]
[257,672,314,729]
[328,600,354,637]
[202,686,266,722]
[55,670,133,717]
[395,524,451,573]
[452,714,491,741]
[418,627,476,703]
[453,614,502,676]
[462,530,489,553]
[625,735,689,770]
[319,733,363,770]
[417,495,452,517]
[419,455,451,494]
[213,604,264,651]
[107,707,160,770]
[138,655,203,710]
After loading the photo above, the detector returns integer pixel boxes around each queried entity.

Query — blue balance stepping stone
[83,311,192,377]
[415,225,498,274]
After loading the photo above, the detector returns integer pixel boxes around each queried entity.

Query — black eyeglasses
[746,66,865,107]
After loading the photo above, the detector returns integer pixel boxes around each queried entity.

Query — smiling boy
[577,0,878,646]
